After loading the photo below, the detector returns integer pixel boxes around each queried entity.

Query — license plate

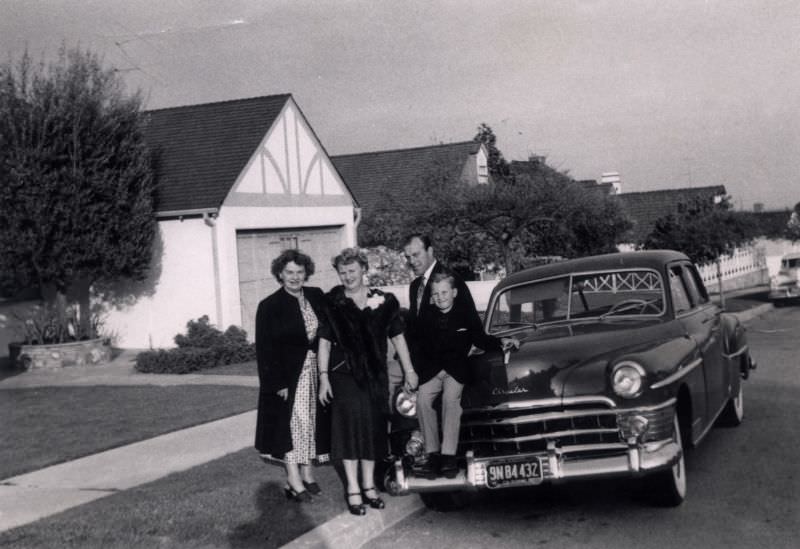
[486,458,543,488]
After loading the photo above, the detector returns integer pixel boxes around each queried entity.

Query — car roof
[782,252,800,261]
[496,250,689,291]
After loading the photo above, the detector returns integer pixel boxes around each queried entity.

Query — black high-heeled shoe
[284,485,312,502]
[302,480,322,495]
[346,492,366,516]
[361,486,385,509]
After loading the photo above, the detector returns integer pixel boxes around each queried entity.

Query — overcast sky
[2,0,798,209]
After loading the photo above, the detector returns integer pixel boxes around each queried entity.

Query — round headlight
[612,361,646,398]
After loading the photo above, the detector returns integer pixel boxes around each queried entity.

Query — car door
[680,263,729,420]
[670,263,727,429]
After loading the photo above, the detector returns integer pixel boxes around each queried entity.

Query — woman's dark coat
[254,286,330,459]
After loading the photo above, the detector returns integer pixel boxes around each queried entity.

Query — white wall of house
[102,217,217,349]
[460,145,489,185]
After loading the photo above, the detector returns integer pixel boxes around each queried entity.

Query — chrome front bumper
[387,439,682,495]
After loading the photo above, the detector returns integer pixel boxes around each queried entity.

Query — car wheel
[717,379,744,427]
[644,413,686,507]
[419,491,472,511]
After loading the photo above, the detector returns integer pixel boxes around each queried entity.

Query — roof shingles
[332,141,481,214]
[615,185,727,243]
[144,94,290,213]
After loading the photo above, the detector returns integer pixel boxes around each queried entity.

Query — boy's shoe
[421,452,441,479]
[440,454,458,478]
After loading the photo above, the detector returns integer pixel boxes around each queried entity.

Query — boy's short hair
[431,271,456,289]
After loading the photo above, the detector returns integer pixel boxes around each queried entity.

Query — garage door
[236,226,344,340]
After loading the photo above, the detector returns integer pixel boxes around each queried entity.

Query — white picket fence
[697,246,768,291]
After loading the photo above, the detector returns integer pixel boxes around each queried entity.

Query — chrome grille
[459,406,620,458]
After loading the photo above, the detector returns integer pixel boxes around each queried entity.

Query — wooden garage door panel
[236,227,343,340]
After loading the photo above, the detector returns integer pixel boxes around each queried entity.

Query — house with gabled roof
[104,94,358,348]
[331,141,489,222]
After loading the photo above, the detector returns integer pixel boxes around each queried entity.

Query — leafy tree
[787,202,800,242]
[473,123,509,177]
[360,154,631,276]
[0,47,156,338]
[642,195,752,306]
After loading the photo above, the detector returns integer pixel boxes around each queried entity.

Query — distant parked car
[768,252,800,304]
[386,250,756,509]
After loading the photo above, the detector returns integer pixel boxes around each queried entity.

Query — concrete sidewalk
[0,411,257,532]
[0,293,774,544]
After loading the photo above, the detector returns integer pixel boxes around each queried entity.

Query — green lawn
[0,448,351,549]
[0,385,259,479]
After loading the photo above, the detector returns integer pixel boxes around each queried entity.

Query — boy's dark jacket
[413,303,502,385]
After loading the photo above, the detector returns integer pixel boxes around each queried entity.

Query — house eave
[155,207,220,219]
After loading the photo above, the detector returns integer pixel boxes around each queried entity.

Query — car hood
[462,319,692,410]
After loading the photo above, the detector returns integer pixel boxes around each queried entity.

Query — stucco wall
[102,218,216,349]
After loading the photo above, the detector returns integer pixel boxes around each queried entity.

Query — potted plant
[8,303,111,370]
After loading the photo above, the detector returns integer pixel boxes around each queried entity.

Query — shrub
[135,348,218,374]
[135,316,255,374]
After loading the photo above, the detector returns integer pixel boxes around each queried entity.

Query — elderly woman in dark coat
[255,249,330,503]
[317,247,418,516]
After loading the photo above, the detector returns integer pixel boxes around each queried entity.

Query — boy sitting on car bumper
[415,271,518,478]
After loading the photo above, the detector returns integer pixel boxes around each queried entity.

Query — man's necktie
[416,276,425,314]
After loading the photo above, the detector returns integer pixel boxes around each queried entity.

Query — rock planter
[8,338,111,370]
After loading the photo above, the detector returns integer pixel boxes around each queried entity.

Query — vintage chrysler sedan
[387,250,756,508]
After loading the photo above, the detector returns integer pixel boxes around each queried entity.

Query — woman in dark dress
[317,248,418,515]
[254,249,330,503]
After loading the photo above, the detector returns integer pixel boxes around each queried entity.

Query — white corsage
[366,293,385,310]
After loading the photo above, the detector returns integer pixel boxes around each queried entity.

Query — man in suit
[402,234,477,323]
[402,234,479,476]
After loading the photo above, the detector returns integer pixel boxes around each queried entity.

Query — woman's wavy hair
[270,249,315,283]
[332,247,369,271]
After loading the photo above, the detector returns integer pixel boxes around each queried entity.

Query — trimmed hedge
[135,316,256,374]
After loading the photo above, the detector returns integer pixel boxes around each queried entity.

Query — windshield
[487,269,666,334]
[782,258,800,269]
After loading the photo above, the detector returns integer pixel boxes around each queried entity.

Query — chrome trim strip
[557,443,628,454]
[464,396,616,413]
[463,427,620,445]
[650,358,703,389]
[617,398,677,413]
[722,344,749,360]
[462,408,615,427]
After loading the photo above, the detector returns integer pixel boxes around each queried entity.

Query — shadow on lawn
[228,480,318,548]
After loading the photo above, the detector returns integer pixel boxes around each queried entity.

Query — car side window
[681,264,709,306]
[669,267,692,315]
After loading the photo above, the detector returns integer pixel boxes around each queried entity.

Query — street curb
[282,494,424,549]
[733,302,774,324]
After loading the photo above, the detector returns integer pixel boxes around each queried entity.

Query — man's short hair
[402,233,432,250]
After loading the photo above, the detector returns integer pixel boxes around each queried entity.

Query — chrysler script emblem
[492,386,529,395]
